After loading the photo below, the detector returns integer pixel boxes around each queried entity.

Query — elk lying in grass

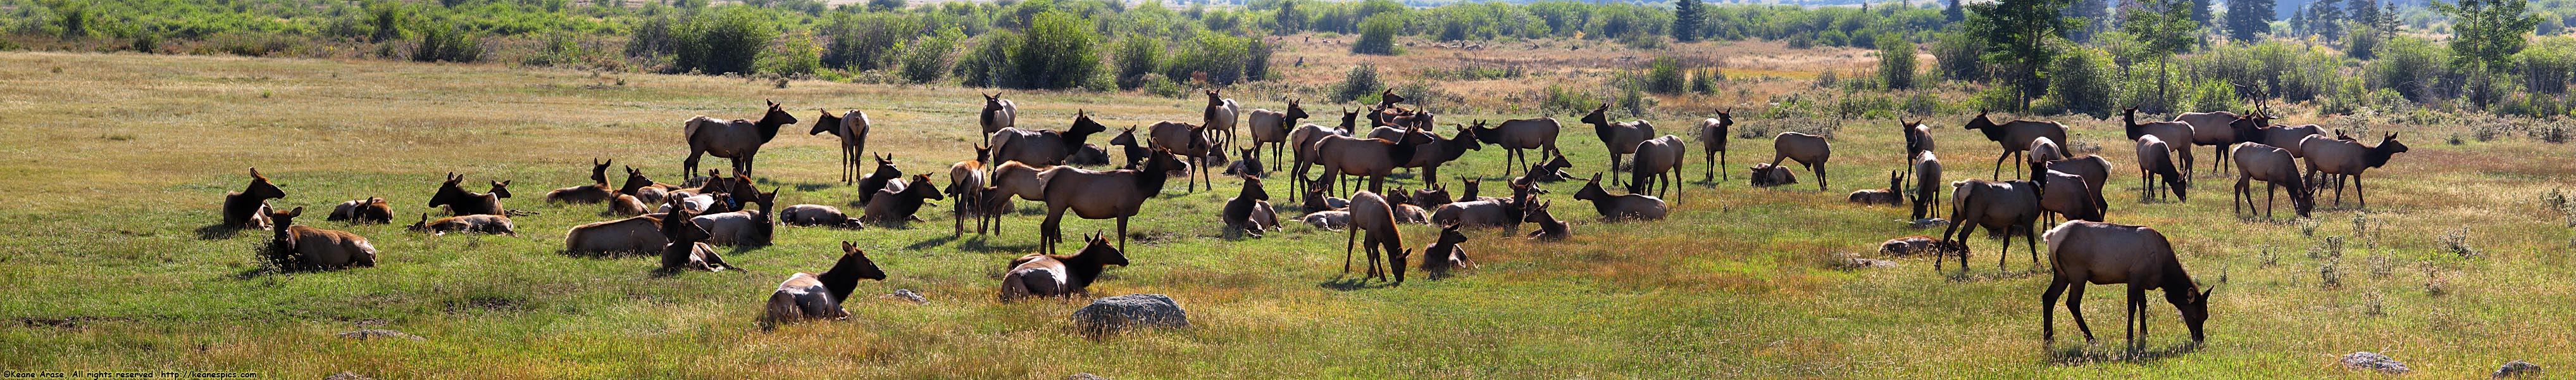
[1300,210,1351,231]
[659,200,733,272]
[990,111,1109,167]
[2136,136,2189,202]
[1473,117,1564,179]
[694,190,777,246]
[1344,191,1409,283]
[761,241,887,331]
[1409,184,1453,209]
[1223,176,1279,238]
[2123,107,2197,175]
[980,92,1016,134]
[1877,236,1963,257]
[1583,104,1655,186]
[1225,148,1267,177]
[266,206,376,270]
[950,144,992,235]
[1069,144,1113,167]
[854,154,902,206]
[1913,152,1944,220]
[1036,149,1183,255]
[1000,233,1131,301]
[811,109,872,184]
[1963,111,2070,179]
[1521,153,1575,183]
[1204,89,1241,150]
[564,212,666,255]
[2038,170,2103,225]
[2174,108,2267,176]
[1287,109,1357,195]
[545,158,618,204]
[659,192,732,215]
[781,204,864,229]
[1431,182,1533,231]
[1700,110,1734,182]
[328,197,393,225]
[1629,135,1686,198]
[223,168,284,229]
[618,166,678,205]
[1575,173,1668,221]
[407,213,516,236]
[1522,200,1571,241]
[1749,163,1798,187]
[1848,171,1905,206]
[1312,125,1427,196]
[682,100,799,177]
[1246,99,1309,163]
[862,174,943,225]
[2041,220,2215,352]
[1419,225,1476,279]
[2299,132,2409,208]
[1148,120,1217,192]
[1770,132,1832,191]
[2024,137,2066,182]
[2231,142,2313,219]
[1939,179,2043,273]
[429,173,521,217]
[2044,156,2113,220]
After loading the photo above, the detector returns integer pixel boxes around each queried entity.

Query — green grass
[3,51,2575,378]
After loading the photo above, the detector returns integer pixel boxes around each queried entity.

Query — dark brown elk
[854,154,902,206]
[980,92,1016,134]
[1848,171,1904,206]
[2043,156,2113,220]
[1522,200,1571,241]
[1521,153,1575,182]
[1629,135,1686,198]
[761,241,887,331]
[563,213,666,255]
[1913,152,1944,220]
[1472,117,1565,179]
[1304,179,1349,212]
[1225,148,1267,177]
[223,167,285,229]
[1000,233,1131,301]
[1204,89,1241,150]
[1223,176,1276,238]
[2174,108,2269,176]
[1748,163,1798,187]
[694,190,777,246]
[1288,109,1358,195]
[1246,99,1310,163]
[1574,173,1668,220]
[545,158,618,204]
[406,213,516,236]
[990,110,1109,167]
[1149,120,1217,192]
[1068,144,1113,167]
[265,206,376,270]
[618,166,678,205]
[2299,132,2409,208]
[1700,111,1734,182]
[1963,111,2069,179]
[2134,136,2188,202]
[781,204,864,229]
[328,197,394,225]
[681,100,799,177]
[1344,191,1409,283]
[658,200,733,272]
[2037,170,2103,225]
[2231,142,2313,219]
[1409,184,1453,209]
[950,144,992,235]
[1418,225,1476,279]
[1939,179,2044,273]
[2041,220,2215,352]
[862,174,943,225]
[1901,118,1936,174]
[2123,108,2198,176]
[428,173,520,217]
[1035,149,1185,255]
[1770,132,1832,191]
[1391,125,1483,186]
[1581,104,1655,186]
[810,109,871,184]
[1312,125,1428,196]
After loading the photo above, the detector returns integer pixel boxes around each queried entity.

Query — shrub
[820,13,919,71]
[1353,15,1401,55]
[2044,45,2114,118]
[1334,63,1384,103]
[1877,33,1917,89]
[2187,79,2239,112]
[954,32,1019,87]
[759,30,822,77]
[413,24,485,63]
[674,8,776,75]
[1164,32,1264,86]
[1689,68,1722,94]
[899,27,963,84]
[1113,35,1163,89]
[1011,11,1104,89]
[1645,56,1686,94]
[1931,29,1986,82]
[2368,36,2448,102]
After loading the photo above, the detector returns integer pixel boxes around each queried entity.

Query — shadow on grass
[792,182,837,192]
[1316,275,1401,291]
[957,236,1038,253]
[2045,341,2204,365]
[905,235,959,251]
[1942,267,2052,282]
[196,224,252,240]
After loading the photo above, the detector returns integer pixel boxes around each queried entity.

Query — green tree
[674,8,776,75]
[1353,14,1400,55]
[1878,33,1918,89]
[2225,0,2274,42]
[2126,0,2201,111]
[1968,0,2073,110]
[1674,0,1705,42]
[1113,35,1164,89]
[2436,0,2541,106]
[1015,10,1104,89]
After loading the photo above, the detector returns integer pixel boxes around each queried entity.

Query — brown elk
[1574,173,1668,220]
[266,206,376,270]
[1223,176,1276,238]
[2231,142,2313,219]
[1418,225,1476,279]
[989,110,1109,167]
[2123,108,2198,176]
[2135,136,2188,202]
[618,166,678,205]
[2043,156,2114,220]
[1581,104,1655,186]
[1035,149,1185,255]
[1390,125,1483,186]
[781,204,864,229]
[328,197,394,225]
[1939,179,2044,273]
[2041,220,2215,352]
[1288,109,1358,195]
[1629,135,1686,198]
[1409,184,1453,209]
[657,199,733,272]
[694,190,777,246]
[1149,120,1217,192]
[810,109,871,184]
[1848,171,1904,206]
[1748,163,1798,187]
[1473,117,1564,179]
[1700,110,1734,182]
[1204,89,1241,150]
[2174,108,2268,176]
[854,154,902,206]
[1225,148,1267,177]
[544,158,618,204]
[2024,137,2066,182]
[1312,125,1429,196]
[1963,111,2069,179]
[681,100,799,177]
[2255,124,2327,157]
[406,213,516,236]
[1913,152,1944,220]
[1522,200,1571,241]
[1430,186,1531,231]
[2037,170,2103,225]
[761,241,887,331]
[428,173,520,217]
[1770,132,1832,191]
[950,144,992,235]
[2299,132,2408,208]
[1068,143,1113,167]
[1901,118,1936,174]
[862,174,944,225]
[223,168,285,229]
[563,213,667,255]
[1344,191,1409,283]
[980,92,1016,134]
[1000,233,1131,301]
[1246,99,1310,163]
[976,162,1047,235]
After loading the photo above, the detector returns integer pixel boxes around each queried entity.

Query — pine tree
[2225,0,2274,42]
[1945,0,1965,22]
[1674,0,1705,42]
[1968,0,2074,110]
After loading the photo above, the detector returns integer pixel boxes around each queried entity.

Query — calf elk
[328,197,394,225]
[407,213,516,236]
[545,158,618,204]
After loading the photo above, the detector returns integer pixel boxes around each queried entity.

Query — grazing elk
[1963,111,2070,179]
[811,109,872,184]
[781,204,865,229]
[2123,108,2198,175]
[1204,89,1241,150]
[2024,137,2067,182]
[854,154,902,206]
[266,206,377,270]
[1629,135,1687,198]
[1939,179,2044,272]
[1472,117,1564,179]
[1246,99,1310,163]
[1000,233,1131,301]
[564,212,667,255]
[2299,133,2409,208]
[2136,136,2189,202]
[1148,120,1217,192]
[328,197,394,225]
[406,213,516,236]
[1849,171,1905,206]
[1344,191,1409,283]
[1913,152,1944,220]
[428,173,521,217]
[1522,200,1571,241]
[2231,142,2313,219]
[545,158,618,204]
[1419,225,1476,279]
[2043,156,2114,220]
[1700,110,1734,182]
[657,200,733,272]
[761,241,887,331]
[694,190,778,246]
[950,144,992,235]
[980,92,1016,134]
[1035,149,1185,255]
[1582,104,1655,186]
[862,174,943,225]
[1574,173,1669,221]
[1770,132,1833,191]
[989,110,1110,167]
[2041,220,2215,352]
[681,100,799,177]
[1223,176,1277,238]
[223,168,285,230]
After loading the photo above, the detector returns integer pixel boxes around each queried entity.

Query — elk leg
[1814,162,1827,193]
[1996,229,2012,271]
[1041,207,1065,255]
[2065,282,2095,342]
[683,150,706,180]
[1116,217,1129,253]
[2266,182,2279,219]
[2127,285,2148,352]
[1344,218,1359,274]
[2041,277,2067,343]
[2024,223,2039,267]
[2355,175,2365,209]
[1720,151,1729,182]
[1991,151,2010,179]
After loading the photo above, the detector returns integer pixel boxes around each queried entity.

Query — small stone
[1831,253,1897,270]
[881,289,928,304]
[1071,294,1190,336]
[2341,352,2410,374]
[323,372,374,380]
[1067,373,1111,380]
[335,329,424,341]
[2495,360,2542,378]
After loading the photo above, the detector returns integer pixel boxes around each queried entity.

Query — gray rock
[2341,352,2410,374]
[324,372,374,380]
[2495,360,2542,378]
[1071,294,1190,336]
[335,329,423,341]
[1067,374,1111,380]
[1831,253,1898,270]
[881,289,928,304]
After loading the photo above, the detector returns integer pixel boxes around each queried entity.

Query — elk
[1304,180,1350,212]
[1574,173,1669,220]
[1769,132,1832,191]
[1522,153,1575,183]
[781,204,864,229]
[618,166,678,205]
[1223,176,1276,238]
[2037,170,2103,225]
[1288,109,1358,194]
[1419,225,1476,279]
[1000,232,1131,301]
[328,197,394,225]
[761,241,887,331]
[1748,163,1798,187]
[2174,108,2268,176]
[2041,220,2215,352]
[693,190,777,246]
[1067,144,1113,167]
[950,144,992,235]
[266,206,377,269]
[1035,149,1185,255]
[2136,136,2188,202]
[1300,210,1352,231]
[862,174,944,225]
[989,110,1109,167]
[1913,152,1944,220]
[1472,117,1564,179]
[1939,179,2044,273]
[1225,148,1266,177]
[2231,142,2313,219]
[544,158,618,204]
[1409,184,1453,209]
[2299,132,2409,208]
[1312,125,1428,196]
[1522,200,1571,241]
[2024,137,2066,182]
[1429,184,1531,231]
[428,173,520,217]
[658,199,733,272]
[1700,110,1734,182]
[1963,111,2070,179]
[1149,120,1217,192]
[1204,89,1241,150]
[406,213,516,236]
[2256,124,2327,157]
[1879,236,1963,257]
[1581,104,1655,186]
[223,168,284,229]
[681,100,799,177]
[1344,191,1409,283]
[2122,107,2198,175]
[976,162,1048,235]
[564,213,667,255]
[810,109,871,184]
[1901,118,1936,175]
[1391,125,1483,186]
[980,92,1016,134]
[1629,135,1687,198]
[1848,171,1905,206]
[2044,156,2114,220]
[854,154,902,206]
[1246,99,1310,163]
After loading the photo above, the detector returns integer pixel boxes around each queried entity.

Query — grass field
[4,51,2575,379]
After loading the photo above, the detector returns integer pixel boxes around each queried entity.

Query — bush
[1645,56,1686,94]
[1689,68,1721,94]
[1113,36,1163,89]
[1011,11,1104,89]
[2368,36,2448,101]
[674,8,776,75]
[413,24,485,63]
[759,30,822,77]
[1164,32,1264,86]
[1877,33,1917,89]
[1931,29,1987,82]
[954,32,1019,87]
[820,13,919,71]
[1334,63,1385,103]
[1353,15,1401,55]
[2044,45,2114,118]
[2187,79,2239,113]
[899,27,963,84]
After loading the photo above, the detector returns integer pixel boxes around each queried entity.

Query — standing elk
[1390,125,1483,186]
[1036,149,1185,255]
[1000,233,1131,301]
[1849,171,1905,206]
[761,241,887,331]
[2136,136,2189,202]
[693,190,777,246]
[1149,121,1217,192]
[545,158,618,204]
[1472,117,1564,179]
[950,144,992,235]
[1770,132,1832,191]
[811,109,872,184]
[1700,110,1734,182]
[265,206,377,270]
[2122,108,2198,176]
[977,162,1047,235]
[1288,109,1359,195]
[2037,170,2103,225]
[681,100,799,177]
[2041,220,2214,352]
[862,174,944,225]
[1939,179,2044,273]
[2299,132,2409,208]
[328,197,394,225]
[1582,104,1655,186]
[1962,111,2069,179]
[1344,191,1409,283]
[2043,156,2114,220]
[1204,89,1241,151]
[989,110,1110,167]
[2231,142,2314,219]
[854,154,902,207]
[1629,135,1687,198]
[1312,125,1429,196]
[428,173,521,217]
[223,168,284,230]
[1913,152,1944,220]
[980,92,1016,134]
[1574,173,1669,221]
[1246,99,1310,163]
[2174,108,2257,176]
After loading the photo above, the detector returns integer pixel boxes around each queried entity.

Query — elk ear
[286,206,306,217]
[250,167,265,179]
[843,241,859,253]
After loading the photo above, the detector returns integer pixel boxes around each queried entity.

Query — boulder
[1831,253,1898,270]
[2495,360,2542,378]
[2341,352,2410,374]
[1071,294,1190,336]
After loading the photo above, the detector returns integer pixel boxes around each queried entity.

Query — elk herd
[213,91,2412,348]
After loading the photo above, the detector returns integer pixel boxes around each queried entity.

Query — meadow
[3,49,2575,379]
